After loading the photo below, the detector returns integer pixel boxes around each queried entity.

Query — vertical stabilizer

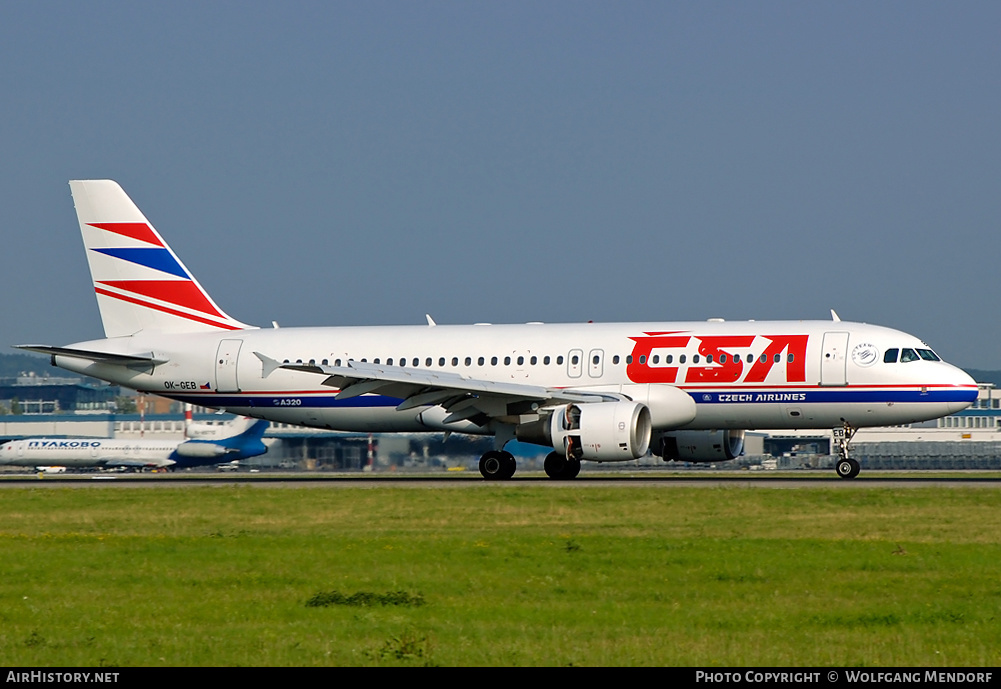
[70,180,252,337]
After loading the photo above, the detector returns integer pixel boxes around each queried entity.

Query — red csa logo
[626,332,808,384]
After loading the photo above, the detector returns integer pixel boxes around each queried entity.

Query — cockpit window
[899,348,919,363]
[883,348,898,363]
[917,349,941,362]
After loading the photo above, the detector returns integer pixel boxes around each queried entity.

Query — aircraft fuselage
[53,319,977,436]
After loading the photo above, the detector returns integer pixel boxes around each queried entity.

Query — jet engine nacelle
[540,401,652,461]
[174,442,229,458]
[654,429,745,463]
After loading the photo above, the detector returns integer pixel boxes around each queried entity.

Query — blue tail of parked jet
[170,419,269,468]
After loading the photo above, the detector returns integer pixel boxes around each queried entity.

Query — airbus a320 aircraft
[17,180,978,480]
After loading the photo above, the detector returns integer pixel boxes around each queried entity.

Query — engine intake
[518,401,652,462]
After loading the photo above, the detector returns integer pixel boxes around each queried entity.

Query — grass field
[1,480,999,666]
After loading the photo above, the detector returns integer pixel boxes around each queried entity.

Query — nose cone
[947,366,980,414]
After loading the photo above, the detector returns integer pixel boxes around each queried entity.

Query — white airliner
[16,180,978,480]
[0,417,269,470]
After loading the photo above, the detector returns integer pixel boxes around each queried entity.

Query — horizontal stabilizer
[14,345,167,368]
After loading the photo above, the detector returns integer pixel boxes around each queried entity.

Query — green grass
[0,483,999,666]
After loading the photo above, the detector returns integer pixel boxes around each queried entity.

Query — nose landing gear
[834,421,860,479]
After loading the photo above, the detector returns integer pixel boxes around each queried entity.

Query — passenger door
[820,332,849,386]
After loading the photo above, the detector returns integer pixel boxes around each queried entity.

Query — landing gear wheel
[544,451,566,479]
[836,457,860,480]
[479,450,516,480]
[544,452,580,480]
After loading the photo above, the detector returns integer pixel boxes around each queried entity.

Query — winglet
[831,309,841,322]
[426,314,437,327]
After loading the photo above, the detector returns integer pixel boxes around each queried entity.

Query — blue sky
[2,2,999,368]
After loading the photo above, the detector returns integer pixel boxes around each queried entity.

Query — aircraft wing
[254,353,624,426]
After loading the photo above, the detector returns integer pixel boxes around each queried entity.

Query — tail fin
[219,419,269,458]
[69,180,252,337]
[230,418,270,442]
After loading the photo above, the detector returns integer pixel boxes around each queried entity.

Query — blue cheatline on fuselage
[693,387,975,405]
[166,386,974,410]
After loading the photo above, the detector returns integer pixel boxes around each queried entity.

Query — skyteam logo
[851,343,879,367]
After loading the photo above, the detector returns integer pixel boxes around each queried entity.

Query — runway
[2,471,1000,488]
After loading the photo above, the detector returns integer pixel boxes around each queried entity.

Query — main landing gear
[478,450,517,480]
[834,421,860,480]
[477,450,582,480]
[544,451,580,480]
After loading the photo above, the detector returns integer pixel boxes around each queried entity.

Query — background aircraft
[0,417,269,471]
